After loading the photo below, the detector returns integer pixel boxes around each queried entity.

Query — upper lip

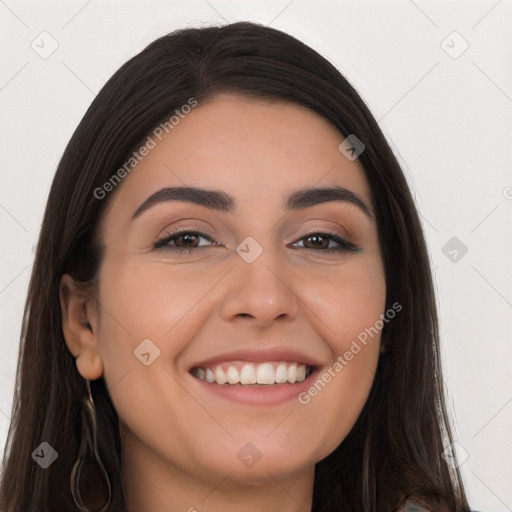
[189,348,322,370]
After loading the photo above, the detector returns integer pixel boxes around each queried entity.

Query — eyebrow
[131,185,374,221]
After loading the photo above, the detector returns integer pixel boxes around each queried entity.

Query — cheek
[303,254,386,350]
[93,259,227,417]
[293,255,385,450]
[96,260,220,352]
[93,260,233,472]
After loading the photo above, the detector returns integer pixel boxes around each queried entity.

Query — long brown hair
[0,21,471,511]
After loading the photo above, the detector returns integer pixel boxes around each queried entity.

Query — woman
[0,21,472,512]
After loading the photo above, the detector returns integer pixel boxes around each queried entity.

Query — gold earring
[70,379,112,512]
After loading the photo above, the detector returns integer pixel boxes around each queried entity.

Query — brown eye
[154,230,215,251]
[302,234,330,249]
[174,233,200,248]
[292,232,360,253]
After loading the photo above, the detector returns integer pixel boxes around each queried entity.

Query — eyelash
[153,229,360,254]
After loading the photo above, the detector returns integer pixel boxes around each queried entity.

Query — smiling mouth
[190,361,315,386]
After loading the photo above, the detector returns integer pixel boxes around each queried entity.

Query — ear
[59,273,103,380]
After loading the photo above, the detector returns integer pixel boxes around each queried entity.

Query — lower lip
[189,370,318,406]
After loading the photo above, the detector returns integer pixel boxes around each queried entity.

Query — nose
[219,242,300,327]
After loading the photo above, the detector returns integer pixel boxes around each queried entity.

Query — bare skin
[60,94,386,512]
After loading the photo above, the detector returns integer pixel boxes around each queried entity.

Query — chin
[201,447,317,486]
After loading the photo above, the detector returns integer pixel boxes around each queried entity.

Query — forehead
[101,94,372,226]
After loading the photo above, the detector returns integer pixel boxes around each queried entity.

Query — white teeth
[240,364,257,384]
[226,366,240,384]
[275,363,288,384]
[193,361,312,386]
[287,363,297,383]
[296,364,306,382]
[256,363,275,384]
[214,366,228,385]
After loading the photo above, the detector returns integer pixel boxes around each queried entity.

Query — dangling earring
[71,379,112,512]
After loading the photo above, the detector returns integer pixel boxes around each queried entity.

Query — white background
[0,1,511,510]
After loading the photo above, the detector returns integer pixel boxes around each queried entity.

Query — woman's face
[70,95,386,487]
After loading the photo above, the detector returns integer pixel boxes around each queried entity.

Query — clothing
[398,499,431,511]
